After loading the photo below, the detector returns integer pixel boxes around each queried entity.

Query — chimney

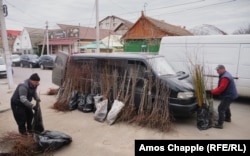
[141,11,144,17]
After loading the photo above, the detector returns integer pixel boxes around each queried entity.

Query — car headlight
[177,91,194,99]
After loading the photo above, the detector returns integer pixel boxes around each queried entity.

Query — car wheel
[40,64,45,70]
[29,64,33,68]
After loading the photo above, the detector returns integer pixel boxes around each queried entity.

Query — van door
[52,52,69,86]
[236,44,250,97]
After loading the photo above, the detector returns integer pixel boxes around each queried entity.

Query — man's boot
[214,123,223,129]
[224,118,231,122]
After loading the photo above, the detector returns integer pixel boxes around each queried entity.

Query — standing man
[211,65,238,129]
[11,73,41,135]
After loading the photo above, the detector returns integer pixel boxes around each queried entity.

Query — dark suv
[20,54,40,68]
[38,55,56,70]
[52,52,198,118]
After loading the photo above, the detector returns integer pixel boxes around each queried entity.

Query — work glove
[205,90,211,94]
[32,104,38,111]
[36,98,41,103]
[205,90,212,96]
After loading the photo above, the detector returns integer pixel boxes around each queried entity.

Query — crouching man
[10,73,41,135]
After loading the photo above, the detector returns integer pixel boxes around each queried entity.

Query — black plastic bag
[77,93,95,113]
[77,92,86,111]
[69,90,78,110]
[36,130,72,151]
[32,101,44,134]
[197,105,210,130]
[83,94,95,113]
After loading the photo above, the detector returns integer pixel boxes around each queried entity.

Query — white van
[159,35,250,98]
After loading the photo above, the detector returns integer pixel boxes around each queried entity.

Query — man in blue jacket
[10,73,41,134]
[211,65,238,129]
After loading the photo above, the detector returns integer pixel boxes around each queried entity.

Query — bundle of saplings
[53,58,173,132]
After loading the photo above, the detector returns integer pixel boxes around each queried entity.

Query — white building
[12,36,21,53]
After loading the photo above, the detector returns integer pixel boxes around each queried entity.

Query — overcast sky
[3,0,250,34]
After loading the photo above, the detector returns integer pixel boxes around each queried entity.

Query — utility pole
[96,0,100,53]
[41,30,46,56]
[46,21,49,55]
[78,23,80,53]
[107,16,112,52]
[41,21,48,55]
[0,0,14,89]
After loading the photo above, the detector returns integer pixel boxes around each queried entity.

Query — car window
[29,55,39,59]
[127,60,146,78]
[40,56,46,60]
[40,55,55,61]
[11,55,20,59]
[148,57,175,76]
[47,56,53,60]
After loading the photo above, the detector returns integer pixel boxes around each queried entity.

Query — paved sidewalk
[0,80,16,113]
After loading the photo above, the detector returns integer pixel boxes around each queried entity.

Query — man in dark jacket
[11,73,41,134]
[211,65,238,129]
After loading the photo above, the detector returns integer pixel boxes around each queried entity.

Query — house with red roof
[0,30,21,55]
[121,11,193,52]
[41,24,117,54]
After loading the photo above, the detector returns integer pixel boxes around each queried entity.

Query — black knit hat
[29,73,40,81]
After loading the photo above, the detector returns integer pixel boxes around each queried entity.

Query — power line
[148,0,236,19]
[3,0,240,30]
[147,0,205,11]
[153,0,236,16]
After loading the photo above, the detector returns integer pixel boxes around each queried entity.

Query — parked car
[38,55,56,70]
[52,51,198,118]
[11,54,21,66]
[0,57,7,77]
[20,54,40,68]
[0,57,13,77]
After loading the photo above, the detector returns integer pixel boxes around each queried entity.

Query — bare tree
[233,24,250,34]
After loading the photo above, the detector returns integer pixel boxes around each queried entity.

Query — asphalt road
[1,67,250,155]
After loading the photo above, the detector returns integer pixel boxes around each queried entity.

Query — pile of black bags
[69,91,95,113]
